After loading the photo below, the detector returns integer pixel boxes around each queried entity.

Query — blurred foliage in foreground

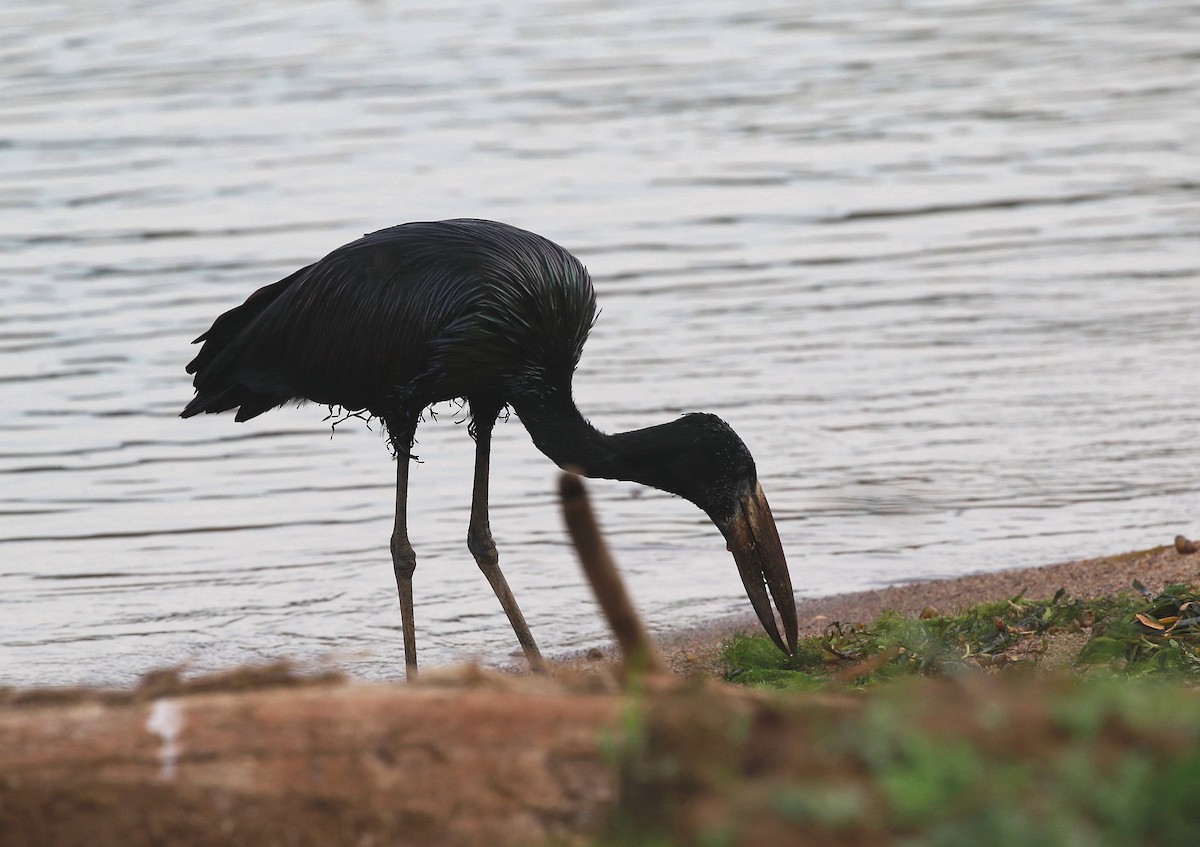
[597,581,1200,847]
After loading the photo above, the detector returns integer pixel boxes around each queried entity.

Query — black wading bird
[182,219,798,678]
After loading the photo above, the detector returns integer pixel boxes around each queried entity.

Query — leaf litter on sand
[1080,583,1200,674]
[722,581,1200,689]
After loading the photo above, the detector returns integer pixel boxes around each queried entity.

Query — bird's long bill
[722,482,799,655]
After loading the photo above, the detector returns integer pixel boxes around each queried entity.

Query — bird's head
[612,413,799,654]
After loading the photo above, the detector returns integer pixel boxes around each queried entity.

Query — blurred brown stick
[559,472,666,676]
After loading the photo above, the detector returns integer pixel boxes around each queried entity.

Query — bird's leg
[388,419,419,681]
[468,408,547,673]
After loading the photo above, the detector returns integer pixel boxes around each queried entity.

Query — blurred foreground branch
[559,472,666,676]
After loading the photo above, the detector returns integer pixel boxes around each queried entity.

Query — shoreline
[8,541,1196,847]
[562,543,1200,675]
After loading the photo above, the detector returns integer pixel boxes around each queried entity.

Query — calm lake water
[2,0,1198,687]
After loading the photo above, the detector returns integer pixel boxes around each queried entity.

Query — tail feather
[180,385,250,418]
[185,272,301,376]
[234,395,284,422]
[182,268,306,420]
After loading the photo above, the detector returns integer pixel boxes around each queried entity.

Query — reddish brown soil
[0,666,622,847]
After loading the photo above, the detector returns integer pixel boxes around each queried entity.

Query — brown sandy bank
[641,541,1200,675]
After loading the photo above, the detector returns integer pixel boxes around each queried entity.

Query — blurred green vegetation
[595,581,1200,847]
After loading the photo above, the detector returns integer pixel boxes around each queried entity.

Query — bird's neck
[513,390,646,485]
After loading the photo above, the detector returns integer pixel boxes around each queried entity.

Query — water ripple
[0,0,1197,687]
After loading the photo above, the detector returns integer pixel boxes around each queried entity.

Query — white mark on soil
[146,698,184,780]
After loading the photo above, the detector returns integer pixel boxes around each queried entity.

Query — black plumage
[183,219,797,677]
[185,220,594,423]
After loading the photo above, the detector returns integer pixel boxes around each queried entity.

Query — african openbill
[182,219,798,678]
